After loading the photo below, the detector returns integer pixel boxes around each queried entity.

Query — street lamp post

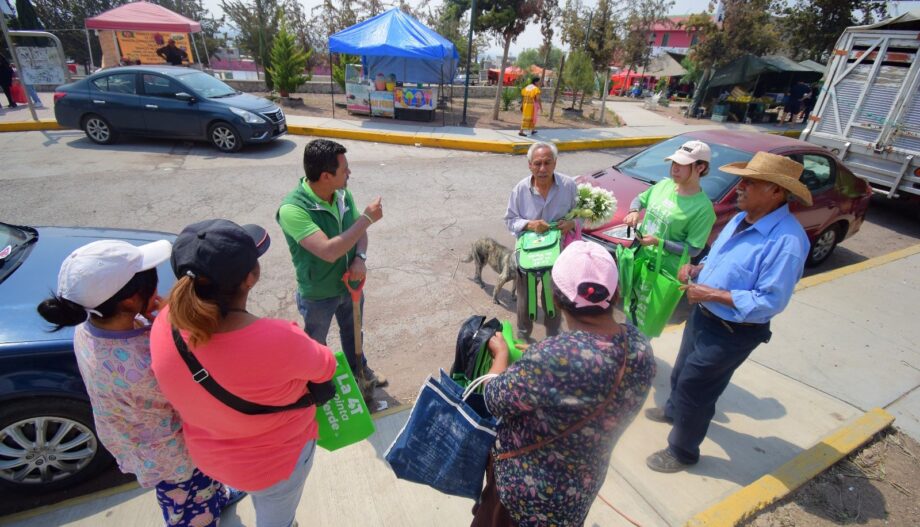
[460,0,477,126]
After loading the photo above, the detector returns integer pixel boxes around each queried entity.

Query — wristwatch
[356,252,367,261]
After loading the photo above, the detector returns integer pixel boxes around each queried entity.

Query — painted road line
[686,408,894,527]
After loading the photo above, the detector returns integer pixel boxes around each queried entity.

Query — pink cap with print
[551,240,618,309]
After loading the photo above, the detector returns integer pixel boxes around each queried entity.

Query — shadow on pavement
[63,136,299,159]
[691,422,803,486]
[0,467,135,518]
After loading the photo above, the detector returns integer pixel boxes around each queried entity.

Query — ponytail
[37,296,89,331]
[37,268,158,331]
[167,275,221,347]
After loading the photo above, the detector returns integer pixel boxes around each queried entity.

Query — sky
[199,0,919,57]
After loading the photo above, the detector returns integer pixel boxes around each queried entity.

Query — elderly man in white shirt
[503,142,578,340]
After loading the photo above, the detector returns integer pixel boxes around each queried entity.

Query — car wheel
[208,122,242,153]
[82,114,117,145]
[806,224,841,267]
[0,399,113,493]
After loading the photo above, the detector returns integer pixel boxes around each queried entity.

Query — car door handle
[92,100,105,104]
[145,104,158,109]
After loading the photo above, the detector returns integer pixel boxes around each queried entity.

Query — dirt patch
[259,91,621,129]
[742,428,920,526]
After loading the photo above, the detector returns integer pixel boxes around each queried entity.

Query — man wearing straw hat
[645,152,813,473]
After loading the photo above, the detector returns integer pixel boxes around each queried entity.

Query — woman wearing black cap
[150,219,337,527]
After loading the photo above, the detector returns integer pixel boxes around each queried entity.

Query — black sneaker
[646,448,694,473]
[364,366,388,387]
[645,407,673,423]
[518,131,527,137]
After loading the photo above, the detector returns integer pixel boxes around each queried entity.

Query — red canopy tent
[487,66,523,85]
[85,1,207,68]
[86,2,201,32]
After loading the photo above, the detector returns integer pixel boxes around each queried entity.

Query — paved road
[1,130,918,515]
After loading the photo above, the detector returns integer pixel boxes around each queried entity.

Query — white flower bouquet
[566,183,617,230]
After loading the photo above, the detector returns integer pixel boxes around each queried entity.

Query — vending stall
[329,8,458,123]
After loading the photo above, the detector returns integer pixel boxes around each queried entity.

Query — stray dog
[462,237,518,305]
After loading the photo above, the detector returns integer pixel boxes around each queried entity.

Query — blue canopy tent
[329,8,459,84]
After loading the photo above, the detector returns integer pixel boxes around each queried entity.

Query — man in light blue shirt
[645,152,812,473]
[504,142,577,340]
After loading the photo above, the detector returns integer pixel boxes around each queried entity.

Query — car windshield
[0,223,38,284]
[616,136,752,201]
[176,71,238,98]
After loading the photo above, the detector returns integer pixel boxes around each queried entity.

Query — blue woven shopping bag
[384,371,497,499]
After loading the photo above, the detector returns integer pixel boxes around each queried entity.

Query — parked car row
[54,66,286,153]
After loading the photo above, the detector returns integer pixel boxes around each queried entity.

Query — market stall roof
[636,53,687,78]
[799,59,826,74]
[709,54,821,87]
[85,1,201,32]
[329,8,458,83]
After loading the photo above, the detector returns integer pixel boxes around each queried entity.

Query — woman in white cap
[471,240,656,527]
[37,239,244,527]
[623,139,717,276]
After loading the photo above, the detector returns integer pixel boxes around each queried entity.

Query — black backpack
[450,315,502,383]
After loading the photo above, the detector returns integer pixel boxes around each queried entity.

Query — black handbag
[171,326,336,415]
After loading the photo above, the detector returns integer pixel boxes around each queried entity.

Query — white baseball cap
[665,140,711,165]
[58,239,172,309]
[551,240,618,310]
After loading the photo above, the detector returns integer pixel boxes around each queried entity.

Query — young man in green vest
[277,139,386,388]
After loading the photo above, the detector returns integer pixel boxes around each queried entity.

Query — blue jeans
[664,306,772,464]
[295,292,366,371]
[249,440,315,527]
[24,84,40,105]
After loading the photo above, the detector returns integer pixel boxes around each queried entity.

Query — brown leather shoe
[646,448,694,473]
[645,407,673,423]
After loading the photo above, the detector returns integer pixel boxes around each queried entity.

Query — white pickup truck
[800,11,920,199]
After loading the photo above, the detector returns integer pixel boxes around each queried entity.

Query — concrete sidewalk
[0,94,805,154]
[3,247,916,527]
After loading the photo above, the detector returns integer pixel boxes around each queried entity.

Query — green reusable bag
[516,229,561,321]
[630,240,689,338]
[452,320,524,389]
[615,242,639,318]
[316,351,376,451]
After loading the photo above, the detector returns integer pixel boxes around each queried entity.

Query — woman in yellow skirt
[519,76,542,137]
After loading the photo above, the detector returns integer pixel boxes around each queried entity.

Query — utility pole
[460,0,477,126]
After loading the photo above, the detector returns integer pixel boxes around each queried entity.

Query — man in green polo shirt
[277,139,386,389]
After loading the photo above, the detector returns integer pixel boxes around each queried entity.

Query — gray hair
[527,142,558,162]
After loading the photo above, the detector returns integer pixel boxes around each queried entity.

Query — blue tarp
[329,8,458,84]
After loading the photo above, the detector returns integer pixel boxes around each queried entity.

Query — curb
[686,408,895,527]
[0,119,62,132]
[0,119,802,154]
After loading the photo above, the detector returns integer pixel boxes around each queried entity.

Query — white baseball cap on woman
[665,140,711,165]
[58,239,172,310]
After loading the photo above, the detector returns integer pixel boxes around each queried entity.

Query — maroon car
[579,130,872,266]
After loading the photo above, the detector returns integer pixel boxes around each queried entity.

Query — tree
[777,0,887,62]
[687,1,779,71]
[220,0,282,86]
[560,0,588,51]
[583,0,620,72]
[332,53,360,90]
[537,0,559,81]
[562,49,593,109]
[620,0,674,74]
[30,0,127,65]
[267,19,311,97]
[515,47,562,70]
[469,0,542,120]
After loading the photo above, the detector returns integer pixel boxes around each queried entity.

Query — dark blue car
[54,66,286,152]
[0,222,175,493]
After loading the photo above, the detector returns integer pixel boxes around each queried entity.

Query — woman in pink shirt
[151,220,337,527]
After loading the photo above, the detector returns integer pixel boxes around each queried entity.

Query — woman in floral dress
[472,241,656,527]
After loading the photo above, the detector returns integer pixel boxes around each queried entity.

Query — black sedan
[0,222,175,493]
[54,66,286,152]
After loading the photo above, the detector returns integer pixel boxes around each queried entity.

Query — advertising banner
[115,31,195,64]
[370,91,394,117]
[14,47,66,85]
[394,87,434,110]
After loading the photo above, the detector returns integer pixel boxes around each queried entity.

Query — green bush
[501,87,517,111]
[266,20,311,97]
